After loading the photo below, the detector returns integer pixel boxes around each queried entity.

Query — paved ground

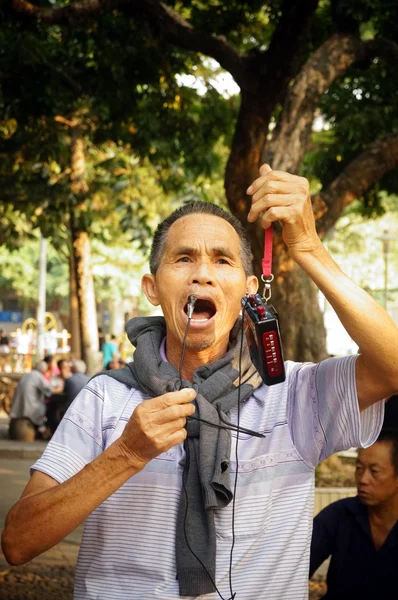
[0,414,80,599]
[0,413,326,599]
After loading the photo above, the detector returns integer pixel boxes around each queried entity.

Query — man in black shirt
[63,359,90,412]
[310,429,398,599]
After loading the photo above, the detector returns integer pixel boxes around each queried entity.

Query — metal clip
[261,274,274,302]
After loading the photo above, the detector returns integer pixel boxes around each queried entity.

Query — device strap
[261,226,274,301]
[261,225,273,277]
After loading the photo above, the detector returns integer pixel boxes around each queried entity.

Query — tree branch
[9,0,245,85]
[140,1,244,85]
[265,34,398,172]
[314,133,398,237]
[9,0,126,24]
[264,0,318,78]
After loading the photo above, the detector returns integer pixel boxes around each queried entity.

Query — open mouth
[184,298,217,322]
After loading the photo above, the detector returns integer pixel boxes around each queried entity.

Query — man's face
[142,213,257,358]
[355,441,398,507]
[60,361,71,379]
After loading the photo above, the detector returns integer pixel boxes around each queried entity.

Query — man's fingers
[145,388,196,412]
[251,181,296,204]
[161,415,191,437]
[133,389,196,428]
[160,389,196,408]
[246,169,307,196]
[155,402,196,425]
[260,207,293,230]
[259,163,272,177]
[248,194,294,222]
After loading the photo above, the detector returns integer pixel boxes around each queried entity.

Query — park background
[0,0,398,598]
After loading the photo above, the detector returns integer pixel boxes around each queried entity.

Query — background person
[42,355,59,380]
[63,360,90,414]
[101,334,119,368]
[2,165,398,599]
[310,429,398,599]
[8,361,54,440]
[45,359,72,436]
[0,329,10,354]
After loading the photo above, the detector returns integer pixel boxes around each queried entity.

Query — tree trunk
[226,101,328,362]
[69,249,81,358]
[225,94,273,222]
[69,123,99,374]
[70,223,99,374]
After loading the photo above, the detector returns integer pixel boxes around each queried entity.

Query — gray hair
[35,361,48,374]
[72,359,87,374]
[149,202,253,276]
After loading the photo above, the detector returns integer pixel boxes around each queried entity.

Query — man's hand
[118,389,196,468]
[246,164,321,256]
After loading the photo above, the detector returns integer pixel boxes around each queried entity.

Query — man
[8,361,54,439]
[2,165,398,599]
[0,329,10,353]
[63,359,90,412]
[45,359,72,435]
[101,334,119,368]
[310,430,398,599]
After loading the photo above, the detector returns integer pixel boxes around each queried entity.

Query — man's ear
[141,274,160,306]
[246,275,258,294]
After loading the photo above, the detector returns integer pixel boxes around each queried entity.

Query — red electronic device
[241,225,285,386]
[241,294,285,385]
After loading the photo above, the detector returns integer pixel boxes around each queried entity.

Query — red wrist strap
[261,225,273,277]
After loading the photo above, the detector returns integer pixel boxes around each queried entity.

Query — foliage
[2,0,398,361]
[326,196,398,302]
[302,1,398,216]
[0,236,69,304]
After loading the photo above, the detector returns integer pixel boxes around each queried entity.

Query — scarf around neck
[107,316,262,596]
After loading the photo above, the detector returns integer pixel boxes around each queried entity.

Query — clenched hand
[118,389,196,468]
[246,164,321,257]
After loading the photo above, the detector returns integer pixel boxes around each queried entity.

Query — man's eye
[217,258,230,265]
[177,256,191,263]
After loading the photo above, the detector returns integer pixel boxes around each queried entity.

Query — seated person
[45,359,72,435]
[9,361,54,440]
[310,429,398,599]
[63,359,90,414]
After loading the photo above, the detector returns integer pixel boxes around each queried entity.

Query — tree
[4,0,398,360]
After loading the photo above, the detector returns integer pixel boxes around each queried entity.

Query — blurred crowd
[8,331,127,442]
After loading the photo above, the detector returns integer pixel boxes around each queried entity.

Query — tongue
[192,309,212,320]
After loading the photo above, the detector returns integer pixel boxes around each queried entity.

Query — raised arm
[247,164,398,410]
[1,388,196,565]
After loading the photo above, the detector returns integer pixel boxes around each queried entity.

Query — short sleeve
[31,376,106,483]
[288,355,385,467]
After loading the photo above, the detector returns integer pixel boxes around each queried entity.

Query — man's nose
[358,469,371,486]
[191,261,216,286]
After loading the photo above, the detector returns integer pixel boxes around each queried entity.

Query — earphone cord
[228,316,245,598]
[179,316,248,600]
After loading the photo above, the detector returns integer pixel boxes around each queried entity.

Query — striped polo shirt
[32,355,384,599]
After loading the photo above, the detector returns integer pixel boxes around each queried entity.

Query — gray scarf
[106,316,262,596]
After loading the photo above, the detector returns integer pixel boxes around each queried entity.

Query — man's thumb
[259,163,272,176]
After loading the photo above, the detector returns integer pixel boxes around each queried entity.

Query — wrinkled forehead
[165,213,241,252]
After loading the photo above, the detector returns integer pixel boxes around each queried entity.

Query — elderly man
[2,165,398,600]
[63,359,90,410]
[310,430,398,599]
[9,361,54,440]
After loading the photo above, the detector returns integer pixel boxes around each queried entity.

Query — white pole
[36,235,47,360]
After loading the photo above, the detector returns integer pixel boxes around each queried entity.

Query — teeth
[191,318,209,322]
